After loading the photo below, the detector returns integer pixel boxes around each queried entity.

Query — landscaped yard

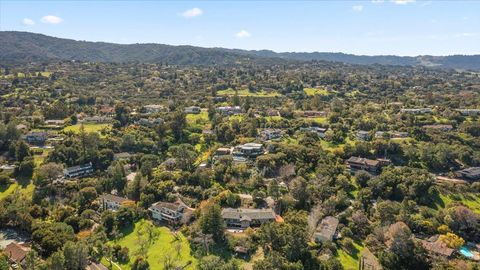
[304,87,329,96]
[105,220,197,270]
[436,192,480,214]
[0,180,35,201]
[217,88,281,97]
[186,111,210,129]
[335,241,364,270]
[63,123,112,134]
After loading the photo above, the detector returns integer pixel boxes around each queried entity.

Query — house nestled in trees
[25,131,48,145]
[346,157,391,174]
[233,143,264,159]
[221,208,277,229]
[216,106,242,115]
[184,106,201,114]
[99,194,131,211]
[149,200,192,224]
[314,216,339,243]
[400,108,432,114]
[64,162,94,178]
[3,242,31,269]
[456,167,480,181]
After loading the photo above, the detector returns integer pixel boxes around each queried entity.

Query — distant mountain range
[1,31,480,71]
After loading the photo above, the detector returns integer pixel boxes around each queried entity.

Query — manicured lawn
[217,88,281,97]
[335,241,364,270]
[304,87,328,96]
[63,123,112,134]
[303,116,328,124]
[106,220,197,270]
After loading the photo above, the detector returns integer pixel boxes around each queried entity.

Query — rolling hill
[1,31,479,70]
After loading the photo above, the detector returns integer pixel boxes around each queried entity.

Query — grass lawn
[303,116,328,124]
[335,241,364,270]
[304,87,328,96]
[63,123,112,134]
[217,88,281,97]
[435,193,480,214]
[106,220,197,270]
[186,111,210,129]
[0,178,35,201]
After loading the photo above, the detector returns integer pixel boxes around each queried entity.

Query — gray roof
[150,201,184,212]
[315,216,339,240]
[221,208,276,220]
[100,194,129,204]
[65,162,92,173]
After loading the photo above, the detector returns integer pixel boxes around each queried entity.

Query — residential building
[143,104,165,114]
[346,157,391,174]
[113,152,133,161]
[64,162,93,178]
[4,242,30,269]
[359,248,383,270]
[423,124,453,132]
[455,109,480,116]
[400,108,432,114]
[390,131,408,138]
[356,130,370,141]
[214,147,233,157]
[314,216,339,243]
[81,116,113,123]
[233,143,264,158]
[136,118,163,127]
[216,106,242,115]
[99,106,115,117]
[222,208,277,228]
[300,127,327,138]
[100,194,131,211]
[259,129,282,141]
[149,200,191,224]
[419,237,455,259]
[303,110,327,118]
[25,131,48,145]
[456,167,480,181]
[184,106,201,114]
[44,119,65,127]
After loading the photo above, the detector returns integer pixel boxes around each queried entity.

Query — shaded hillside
[1,31,479,70]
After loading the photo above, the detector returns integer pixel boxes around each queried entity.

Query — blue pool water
[459,246,474,258]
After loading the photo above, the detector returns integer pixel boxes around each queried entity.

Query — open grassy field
[186,111,210,129]
[63,123,112,134]
[304,87,329,96]
[335,241,364,270]
[105,220,197,270]
[217,88,281,97]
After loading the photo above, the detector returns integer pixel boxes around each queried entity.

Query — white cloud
[455,32,477,38]
[181,8,203,18]
[40,15,63,24]
[391,0,416,5]
[371,0,385,3]
[352,5,364,12]
[22,18,35,26]
[235,30,252,38]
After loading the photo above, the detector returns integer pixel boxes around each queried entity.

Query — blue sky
[1,1,479,56]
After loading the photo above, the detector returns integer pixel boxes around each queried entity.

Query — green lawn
[436,193,480,214]
[304,87,328,96]
[63,123,112,134]
[217,88,281,97]
[186,111,210,129]
[335,242,364,270]
[0,180,35,201]
[106,220,197,270]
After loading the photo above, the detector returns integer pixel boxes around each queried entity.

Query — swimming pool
[459,246,474,258]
